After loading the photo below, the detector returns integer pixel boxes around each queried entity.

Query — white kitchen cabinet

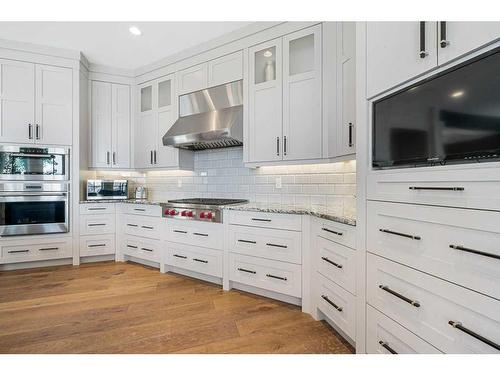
[91,81,130,168]
[208,50,243,87]
[178,63,208,95]
[437,21,500,65]
[366,22,438,98]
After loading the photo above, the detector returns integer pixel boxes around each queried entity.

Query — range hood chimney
[162,80,243,150]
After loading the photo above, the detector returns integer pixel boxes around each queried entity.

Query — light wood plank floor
[0,261,354,354]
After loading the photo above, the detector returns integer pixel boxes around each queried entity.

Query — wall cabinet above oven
[0,59,72,146]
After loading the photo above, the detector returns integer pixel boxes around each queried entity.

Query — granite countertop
[79,199,162,205]
[224,203,356,227]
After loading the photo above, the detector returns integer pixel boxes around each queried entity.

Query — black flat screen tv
[372,47,500,168]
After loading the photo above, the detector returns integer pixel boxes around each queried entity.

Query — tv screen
[372,47,500,168]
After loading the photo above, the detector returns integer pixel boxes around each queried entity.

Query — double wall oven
[0,146,70,237]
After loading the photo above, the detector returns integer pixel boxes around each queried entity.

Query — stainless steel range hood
[162,80,243,150]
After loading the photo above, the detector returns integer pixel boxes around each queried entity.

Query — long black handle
[88,207,106,211]
[449,244,500,260]
[266,243,288,249]
[409,186,464,191]
[127,223,138,227]
[134,208,146,212]
[173,230,187,234]
[284,136,287,156]
[237,267,256,274]
[35,124,40,140]
[252,218,271,222]
[8,249,29,254]
[419,21,427,58]
[321,256,343,269]
[88,244,106,248]
[276,137,280,156]
[379,285,420,307]
[321,295,343,312]
[266,273,287,281]
[379,228,421,240]
[39,247,59,251]
[449,321,500,351]
[322,227,343,236]
[193,232,208,237]
[440,21,448,48]
[88,223,106,227]
[141,225,154,229]
[141,247,153,252]
[193,258,208,264]
[153,150,157,164]
[238,239,256,244]
[28,123,33,140]
[348,123,354,147]
[379,341,398,354]
[173,254,187,259]
[126,245,138,249]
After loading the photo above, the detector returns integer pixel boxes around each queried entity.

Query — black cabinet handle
[127,223,138,227]
[266,273,287,281]
[88,223,106,227]
[193,258,208,264]
[28,123,33,139]
[126,245,138,249]
[440,21,449,48]
[409,186,464,191]
[134,208,146,212]
[112,152,116,165]
[173,230,187,234]
[141,226,154,229]
[251,218,271,222]
[237,267,256,274]
[150,150,153,165]
[88,244,106,248]
[322,227,343,236]
[39,247,59,251]
[173,254,187,259]
[321,256,343,269]
[379,340,398,354]
[8,249,29,254]
[25,185,42,189]
[141,247,153,252]
[419,21,428,58]
[284,136,287,156]
[238,239,256,244]
[348,122,354,147]
[379,228,421,241]
[35,124,40,140]
[266,243,287,249]
[88,207,106,211]
[193,232,208,237]
[379,285,420,307]
[276,137,280,156]
[321,295,343,312]
[449,244,500,261]
[449,321,500,351]
[153,150,157,164]
[106,151,110,165]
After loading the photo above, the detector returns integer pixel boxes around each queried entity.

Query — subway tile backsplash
[95,147,356,219]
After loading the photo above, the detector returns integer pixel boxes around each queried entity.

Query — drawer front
[367,253,500,353]
[118,203,162,217]
[317,236,356,294]
[367,200,500,299]
[229,253,302,298]
[79,234,115,257]
[227,210,302,231]
[316,219,356,249]
[122,235,161,263]
[366,305,441,354]
[229,225,302,264]
[166,221,224,250]
[367,165,500,211]
[80,203,115,215]
[122,215,162,240]
[79,214,115,235]
[166,242,222,278]
[1,238,72,264]
[317,272,356,340]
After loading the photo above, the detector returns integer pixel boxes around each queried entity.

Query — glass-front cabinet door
[156,75,178,168]
[135,81,156,168]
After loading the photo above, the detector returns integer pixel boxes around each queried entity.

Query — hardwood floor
[0,261,354,354]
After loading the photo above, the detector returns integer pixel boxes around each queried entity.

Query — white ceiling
[0,22,253,70]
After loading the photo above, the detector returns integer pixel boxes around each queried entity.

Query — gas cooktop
[167,198,248,206]
[161,198,248,223]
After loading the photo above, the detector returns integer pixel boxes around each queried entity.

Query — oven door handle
[10,153,56,158]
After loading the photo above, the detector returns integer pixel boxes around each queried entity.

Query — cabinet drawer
[166,242,222,278]
[166,221,224,250]
[229,253,302,298]
[118,203,161,217]
[317,272,356,340]
[317,236,356,294]
[367,253,500,353]
[316,218,356,249]
[366,305,441,354]
[227,210,302,231]
[122,235,161,263]
[122,215,162,240]
[1,238,72,264]
[367,200,500,299]
[79,234,115,257]
[229,225,301,264]
[208,51,243,87]
[79,214,115,235]
[80,203,115,215]
[367,165,500,211]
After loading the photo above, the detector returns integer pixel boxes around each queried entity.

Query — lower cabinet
[122,235,161,263]
[79,234,115,257]
[79,203,116,258]
[166,242,222,278]
[0,237,72,264]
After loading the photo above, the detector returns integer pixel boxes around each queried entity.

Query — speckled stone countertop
[224,203,356,227]
[79,199,162,205]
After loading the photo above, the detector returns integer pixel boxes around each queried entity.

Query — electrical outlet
[275,176,282,189]
[177,179,182,188]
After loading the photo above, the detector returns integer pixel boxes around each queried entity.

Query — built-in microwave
[86,180,128,200]
[0,146,70,181]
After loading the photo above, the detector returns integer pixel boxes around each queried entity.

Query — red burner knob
[199,212,205,219]
[169,209,178,216]
[181,211,187,216]
[187,211,193,217]
[206,212,213,219]
[164,209,170,216]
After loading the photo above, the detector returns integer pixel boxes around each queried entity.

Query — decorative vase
[264,60,275,82]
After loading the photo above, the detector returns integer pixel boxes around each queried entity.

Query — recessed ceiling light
[450,90,464,98]
[263,50,273,58]
[129,26,142,36]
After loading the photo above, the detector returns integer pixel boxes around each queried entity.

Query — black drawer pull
[88,223,106,227]
[379,285,420,307]
[173,230,187,234]
[193,258,208,264]
[449,244,500,260]
[237,267,256,274]
[266,243,287,249]
[8,249,29,254]
[88,207,106,211]
[25,185,42,189]
[251,218,271,222]
[379,229,421,241]
[449,321,500,351]
[39,247,59,251]
[266,273,287,281]
[409,186,464,191]
[127,224,138,227]
[321,295,343,312]
[88,244,106,248]
[379,340,397,354]
[134,208,146,212]
[322,227,343,236]
[193,232,208,237]
[173,254,187,259]
[141,247,153,252]
[141,226,154,229]
[126,245,138,249]
[238,239,256,244]
[321,256,343,269]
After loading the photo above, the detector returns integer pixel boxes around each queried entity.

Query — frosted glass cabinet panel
[254,46,277,84]
[158,79,171,108]
[289,33,315,76]
[140,85,152,112]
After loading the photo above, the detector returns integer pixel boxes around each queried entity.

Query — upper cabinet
[0,60,72,145]
[178,63,208,95]
[367,21,500,98]
[90,81,130,169]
